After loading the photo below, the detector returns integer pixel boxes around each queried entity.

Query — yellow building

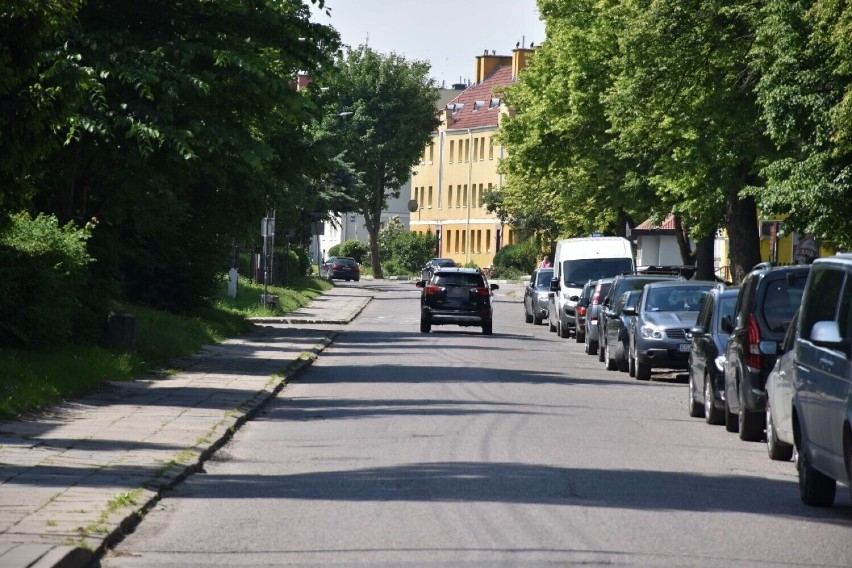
[410,48,534,267]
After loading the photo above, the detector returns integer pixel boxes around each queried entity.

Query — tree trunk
[694,235,716,281]
[673,214,694,266]
[724,189,761,284]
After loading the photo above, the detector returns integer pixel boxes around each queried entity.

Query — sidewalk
[0,286,373,568]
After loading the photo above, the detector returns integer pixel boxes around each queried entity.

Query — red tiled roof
[446,66,514,130]
[634,213,676,232]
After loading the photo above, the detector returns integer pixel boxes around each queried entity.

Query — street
[102,280,852,567]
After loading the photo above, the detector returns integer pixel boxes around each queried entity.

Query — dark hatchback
[598,274,677,364]
[687,286,739,424]
[603,289,641,372]
[417,268,498,335]
[574,280,597,344]
[723,264,810,440]
[319,256,360,281]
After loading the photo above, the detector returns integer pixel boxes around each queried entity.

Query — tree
[319,46,439,279]
[750,0,852,249]
[19,0,341,309]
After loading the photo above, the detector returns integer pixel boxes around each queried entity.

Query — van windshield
[563,258,633,287]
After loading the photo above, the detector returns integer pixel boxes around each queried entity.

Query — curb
[84,331,340,567]
[249,296,371,325]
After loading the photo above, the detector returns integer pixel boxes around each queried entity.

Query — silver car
[765,311,798,461]
[524,268,553,325]
[628,281,716,380]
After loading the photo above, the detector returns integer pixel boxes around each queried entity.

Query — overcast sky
[312,0,546,87]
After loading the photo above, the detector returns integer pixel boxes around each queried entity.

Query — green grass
[0,275,332,420]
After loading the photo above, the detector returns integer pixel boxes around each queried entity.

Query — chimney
[475,52,512,83]
[511,47,535,79]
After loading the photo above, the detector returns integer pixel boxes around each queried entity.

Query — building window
[461,230,466,253]
[489,138,494,160]
[429,142,434,163]
[448,185,454,208]
[428,186,433,208]
[486,229,492,252]
[446,231,452,254]
[463,184,468,207]
[449,140,455,163]
[464,138,470,162]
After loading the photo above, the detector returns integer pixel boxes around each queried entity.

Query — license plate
[678,343,691,352]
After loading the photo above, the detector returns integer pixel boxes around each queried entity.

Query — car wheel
[587,336,598,356]
[766,401,793,461]
[533,312,543,325]
[636,358,651,381]
[724,398,739,433]
[354,277,360,282]
[420,319,431,333]
[598,338,606,362]
[605,342,617,371]
[798,444,836,507]
[575,330,584,343]
[616,340,629,372]
[482,322,493,335]
[704,374,723,425]
[688,373,703,418]
[558,321,570,339]
[548,316,556,332]
[524,304,533,324]
[628,344,636,377]
[738,385,765,442]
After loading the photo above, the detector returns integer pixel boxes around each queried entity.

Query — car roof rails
[752,261,773,271]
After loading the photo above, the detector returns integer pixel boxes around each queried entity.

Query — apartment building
[410,48,534,267]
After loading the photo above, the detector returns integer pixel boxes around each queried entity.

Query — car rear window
[435,273,485,288]
[536,269,554,287]
[335,258,357,266]
[762,274,807,332]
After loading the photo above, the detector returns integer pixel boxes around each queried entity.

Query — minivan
[792,254,852,507]
[549,237,634,339]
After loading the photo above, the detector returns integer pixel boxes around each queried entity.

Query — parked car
[723,264,810,441]
[549,237,634,339]
[416,267,498,335]
[319,256,360,282]
[585,278,613,355]
[603,289,641,372]
[765,310,798,461]
[524,268,554,325]
[574,280,597,344]
[792,254,852,506]
[598,274,677,364]
[420,258,457,281]
[628,280,716,380]
[687,286,739,424]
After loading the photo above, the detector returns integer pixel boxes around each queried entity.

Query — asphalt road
[101,280,852,567]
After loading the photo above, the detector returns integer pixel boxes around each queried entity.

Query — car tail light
[475,287,491,297]
[332,263,341,269]
[746,314,761,370]
[592,288,602,304]
[424,285,443,296]
[577,305,587,317]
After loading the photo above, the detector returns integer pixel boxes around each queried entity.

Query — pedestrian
[538,255,551,269]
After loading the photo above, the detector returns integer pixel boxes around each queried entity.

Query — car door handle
[796,364,810,374]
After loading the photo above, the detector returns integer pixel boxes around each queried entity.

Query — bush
[0,213,107,347]
[329,239,369,263]
[493,241,537,273]
[390,231,437,272]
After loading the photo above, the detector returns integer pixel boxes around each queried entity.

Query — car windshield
[536,269,554,288]
[644,285,713,312]
[762,275,807,332]
[563,258,633,286]
[434,273,485,288]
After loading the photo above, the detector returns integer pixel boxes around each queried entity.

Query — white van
[548,237,635,338]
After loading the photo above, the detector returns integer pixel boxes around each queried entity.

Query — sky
[311,0,546,88]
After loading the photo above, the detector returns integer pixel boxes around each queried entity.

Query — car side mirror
[759,340,778,355]
[721,315,733,333]
[809,320,850,357]
[549,278,559,292]
[569,295,580,302]
[622,306,636,316]
[490,284,499,291]
[415,280,426,288]
[690,325,706,337]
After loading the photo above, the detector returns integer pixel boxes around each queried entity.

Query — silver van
[793,254,852,506]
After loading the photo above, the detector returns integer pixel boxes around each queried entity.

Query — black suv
[723,263,810,440]
[598,274,677,364]
[417,268,498,335]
